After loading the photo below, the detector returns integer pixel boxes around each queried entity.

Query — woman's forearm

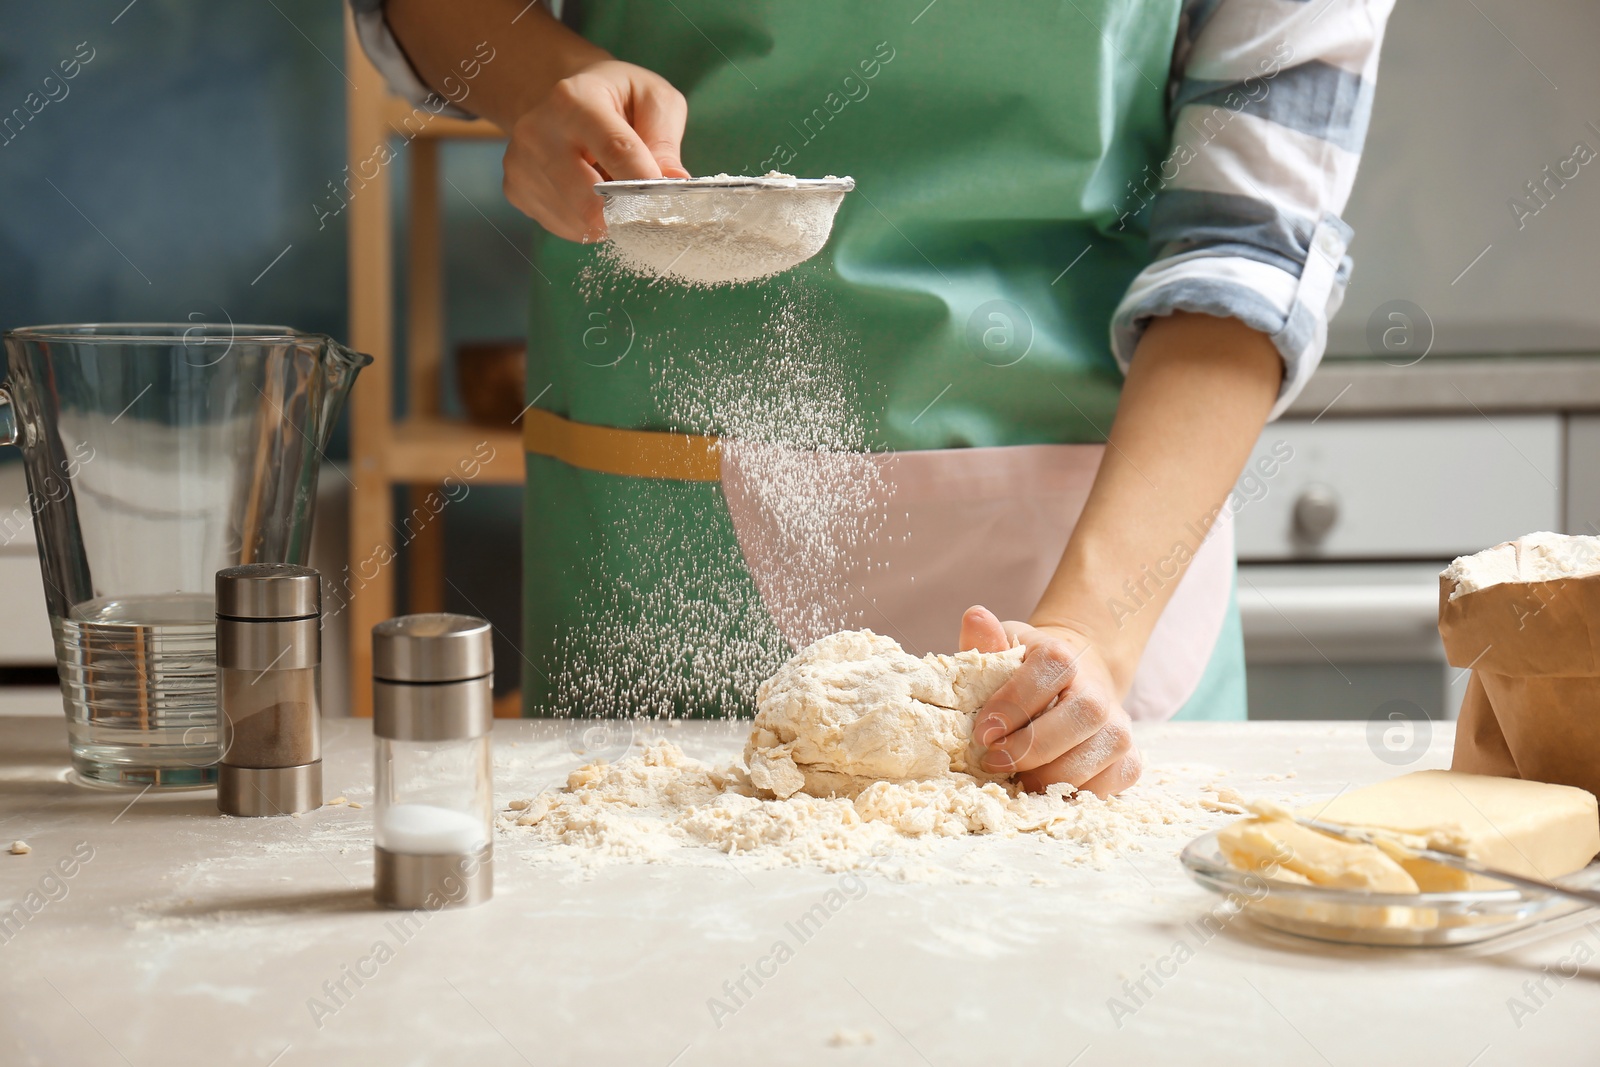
[384,0,608,129]
[1031,311,1282,692]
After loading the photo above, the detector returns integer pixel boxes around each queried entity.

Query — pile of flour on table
[503,631,1221,879]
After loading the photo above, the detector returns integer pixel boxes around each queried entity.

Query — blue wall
[0,2,350,336]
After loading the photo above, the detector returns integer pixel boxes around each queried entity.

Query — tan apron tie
[521,407,722,482]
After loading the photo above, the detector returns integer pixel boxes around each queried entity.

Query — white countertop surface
[0,715,1594,1066]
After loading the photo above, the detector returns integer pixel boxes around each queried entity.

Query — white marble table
[0,715,1593,1066]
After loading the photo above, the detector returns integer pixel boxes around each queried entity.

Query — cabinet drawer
[0,552,55,664]
[1234,415,1562,560]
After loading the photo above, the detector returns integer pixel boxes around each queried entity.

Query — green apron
[522,0,1248,721]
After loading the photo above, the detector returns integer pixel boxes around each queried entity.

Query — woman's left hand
[960,605,1142,798]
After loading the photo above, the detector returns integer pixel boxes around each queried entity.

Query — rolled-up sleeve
[348,0,477,119]
[1110,0,1396,419]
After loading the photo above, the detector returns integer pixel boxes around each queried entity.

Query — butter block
[1219,770,1600,894]
[1219,816,1418,892]
[1309,769,1600,891]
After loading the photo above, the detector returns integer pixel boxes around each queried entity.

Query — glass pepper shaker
[215,564,323,816]
[372,613,494,909]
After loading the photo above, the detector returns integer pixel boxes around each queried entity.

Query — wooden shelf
[381,98,506,141]
[384,419,524,484]
[344,11,524,715]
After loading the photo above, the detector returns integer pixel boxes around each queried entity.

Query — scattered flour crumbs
[503,631,1227,882]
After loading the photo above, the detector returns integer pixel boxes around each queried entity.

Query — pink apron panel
[720,442,1234,722]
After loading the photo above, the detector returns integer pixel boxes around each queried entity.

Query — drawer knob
[1293,484,1341,543]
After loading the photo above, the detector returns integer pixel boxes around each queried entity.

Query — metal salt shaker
[372,613,495,910]
[215,564,324,816]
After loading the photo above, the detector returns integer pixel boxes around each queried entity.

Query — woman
[353,0,1391,795]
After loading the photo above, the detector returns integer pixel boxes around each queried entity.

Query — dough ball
[746,629,1024,798]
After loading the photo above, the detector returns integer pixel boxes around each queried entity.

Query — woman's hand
[960,606,1142,798]
[502,58,690,242]
[382,2,689,242]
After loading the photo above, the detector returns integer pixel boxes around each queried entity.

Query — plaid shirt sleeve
[1110,0,1396,419]
[348,0,478,119]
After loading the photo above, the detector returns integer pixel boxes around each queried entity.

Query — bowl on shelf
[455,339,527,427]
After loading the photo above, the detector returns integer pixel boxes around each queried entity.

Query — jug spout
[325,337,375,376]
[309,336,374,451]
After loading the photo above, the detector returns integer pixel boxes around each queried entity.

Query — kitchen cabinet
[0,466,54,668]
[1235,415,1561,561]
[1236,359,1600,722]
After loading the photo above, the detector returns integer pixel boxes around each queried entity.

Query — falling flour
[544,272,888,720]
[505,631,1223,880]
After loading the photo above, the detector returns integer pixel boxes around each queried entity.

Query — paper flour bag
[1438,532,1600,800]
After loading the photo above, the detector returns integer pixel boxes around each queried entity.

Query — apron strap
[522,407,722,482]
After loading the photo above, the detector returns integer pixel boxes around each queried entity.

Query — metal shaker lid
[373,613,493,682]
[216,563,321,619]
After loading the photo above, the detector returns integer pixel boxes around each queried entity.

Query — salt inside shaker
[215,563,324,816]
[372,613,494,909]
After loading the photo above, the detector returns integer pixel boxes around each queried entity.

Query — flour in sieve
[600,172,846,287]
[602,217,829,287]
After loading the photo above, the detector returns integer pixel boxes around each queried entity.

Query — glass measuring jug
[0,324,371,788]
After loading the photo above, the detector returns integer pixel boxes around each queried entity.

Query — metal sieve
[595,175,855,286]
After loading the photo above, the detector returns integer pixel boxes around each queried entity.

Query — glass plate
[1181,829,1600,947]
